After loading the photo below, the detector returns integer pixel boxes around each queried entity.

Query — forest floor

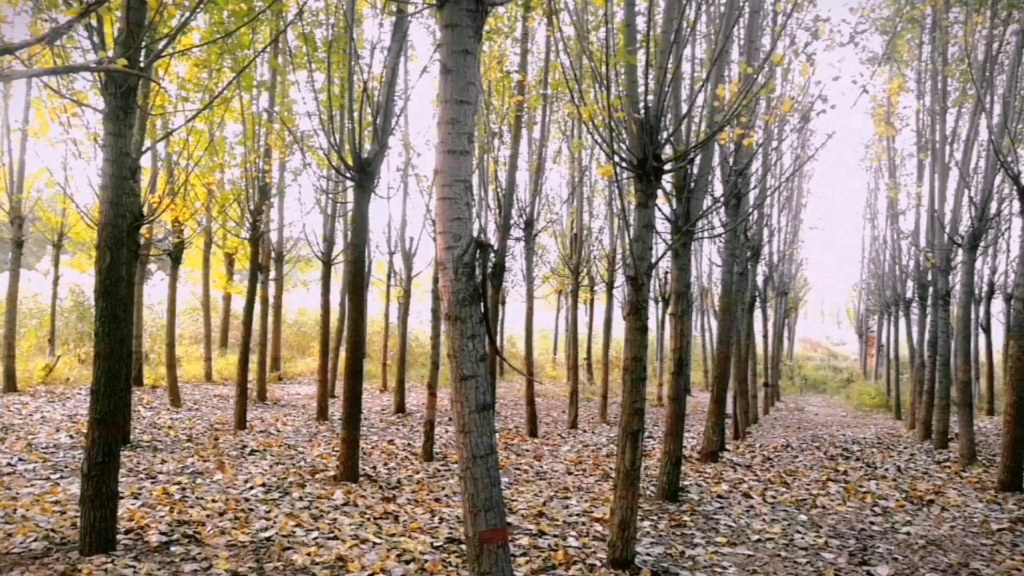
[2,380,1023,576]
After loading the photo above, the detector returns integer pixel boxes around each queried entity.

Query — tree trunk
[2,78,31,394]
[498,293,506,380]
[553,288,561,363]
[421,262,441,462]
[654,280,667,408]
[219,250,235,353]
[760,284,770,416]
[955,244,979,465]
[201,199,214,382]
[234,230,261,430]
[380,239,394,393]
[893,307,901,420]
[607,175,658,567]
[983,281,995,416]
[337,179,373,482]
[270,156,286,376]
[919,279,939,440]
[47,240,63,360]
[79,0,147,553]
[524,221,539,437]
[256,215,271,403]
[585,273,596,389]
[393,258,412,415]
[998,228,1024,492]
[131,227,152,390]
[165,223,184,408]
[329,184,349,398]
[317,191,339,422]
[433,2,514,571]
[600,184,617,425]
[656,187,697,501]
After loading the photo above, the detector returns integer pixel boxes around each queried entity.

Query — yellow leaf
[801,62,812,78]
[347,560,361,571]
[115,58,129,67]
[597,164,614,179]
[772,52,784,66]
[715,536,729,544]
[781,97,795,114]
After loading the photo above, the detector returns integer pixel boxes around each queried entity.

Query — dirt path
[1,383,1022,575]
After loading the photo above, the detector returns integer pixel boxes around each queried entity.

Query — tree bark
[270,155,286,376]
[2,78,31,394]
[998,229,1024,492]
[600,182,617,425]
[201,197,214,382]
[955,244,979,465]
[380,233,394,393]
[47,237,63,361]
[317,187,339,422]
[434,2,514,571]
[337,179,372,482]
[607,175,658,568]
[79,0,147,553]
[165,222,184,408]
[329,184,349,398]
[256,212,271,403]
[394,252,412,415]
[219,249,235,353]
[421,261,441,462]
[553,288,561,363]
[131,226,152,390]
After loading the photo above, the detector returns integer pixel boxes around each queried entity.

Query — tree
[433,0,516,572]
[1,77,33,394]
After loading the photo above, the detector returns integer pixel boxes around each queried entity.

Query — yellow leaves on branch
[781,97,795,114]
[597,164,614,179]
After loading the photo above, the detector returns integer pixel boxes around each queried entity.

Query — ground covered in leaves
[2,380,1023,575]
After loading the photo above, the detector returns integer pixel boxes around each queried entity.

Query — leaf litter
[2,382,1023,575]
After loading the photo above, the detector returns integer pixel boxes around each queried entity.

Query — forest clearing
[3,381,1022,575]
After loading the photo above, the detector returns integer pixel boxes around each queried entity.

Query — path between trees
[1,383,1022,575]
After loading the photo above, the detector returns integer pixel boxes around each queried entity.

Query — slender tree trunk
[760,284,769,416]
[893,308,901,420]
[329,184,349,398]
[498,293,506,380]
[998,228,1024,492]
[956,244,979,465]
[219,250,235,353]
[233,229,261,430]
[79,0,147,552]
[2,78,31,394]
[983,283,995,416]
[524,218,539,437]
[600,185,617,424]
[317,190,338,422]
[337,178,373,482]
[47,239,63,360]
[235,24,281,428]
[421,262,441,462]
[585,272,596,388]
[433,2,514,570]
[380,238,394,393]
[131,227,152,390]
[973,293,981,406]
[393,265,412,414]
[654,282,667,407]
[165,224,184,408]
[607,176,658,567]
[201,199,214,382]
[270,157,286,376]
[553,288,562,364]
[256,215,271,403]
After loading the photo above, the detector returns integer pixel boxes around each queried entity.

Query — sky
[0,0,952,359]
